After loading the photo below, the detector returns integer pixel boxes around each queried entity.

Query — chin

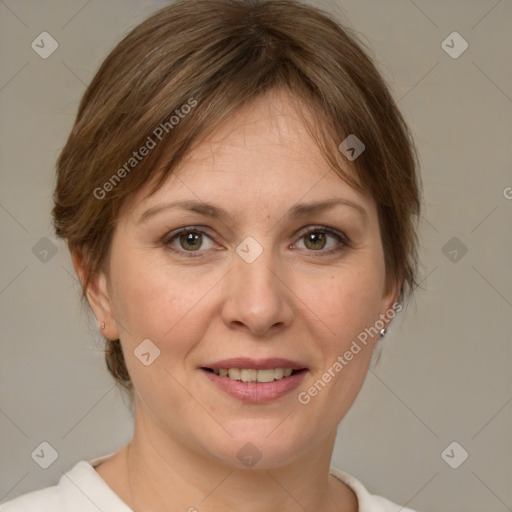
[199,419,317,470]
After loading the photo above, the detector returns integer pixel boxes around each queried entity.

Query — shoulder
[329,466,420,512]
[1,455,130,512]
[0,484,62,511]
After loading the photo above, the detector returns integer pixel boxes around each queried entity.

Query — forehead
[176,92,343,182]
[126,92,374,220]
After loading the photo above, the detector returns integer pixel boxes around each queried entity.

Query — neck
[122,404,357,512]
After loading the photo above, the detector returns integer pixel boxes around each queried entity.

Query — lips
[200,358,308,403]
[202,357,307,371]
[211,367,296,382]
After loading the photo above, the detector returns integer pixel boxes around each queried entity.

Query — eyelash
[162,225,350,259]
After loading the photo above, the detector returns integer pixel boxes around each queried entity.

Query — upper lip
[202,358,307,370]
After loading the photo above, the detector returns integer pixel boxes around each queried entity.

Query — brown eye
[164,227,216,256]
[178,231,203,251]
[294,227,348,255]
[303,232,327,250]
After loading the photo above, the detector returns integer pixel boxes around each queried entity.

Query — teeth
[274,368,284,379]
[240,369,257,382]
[228,368,240,380]
[213,368,296,382]
[257,369,275,383]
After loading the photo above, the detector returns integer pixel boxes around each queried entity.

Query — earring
[101,322,105,330]
[379,328,387,338]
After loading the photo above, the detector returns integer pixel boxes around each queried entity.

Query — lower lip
[201,369,307,403]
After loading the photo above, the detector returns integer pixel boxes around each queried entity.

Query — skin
[74,90,399,512]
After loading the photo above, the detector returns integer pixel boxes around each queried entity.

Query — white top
[0,453,418,511]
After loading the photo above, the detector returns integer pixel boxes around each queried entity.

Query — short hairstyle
[53,0,422,398]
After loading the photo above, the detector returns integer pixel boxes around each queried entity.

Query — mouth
[200,358,308,403]
[201,367,305,382]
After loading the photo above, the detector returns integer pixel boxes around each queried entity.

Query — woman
[2,0,422,510]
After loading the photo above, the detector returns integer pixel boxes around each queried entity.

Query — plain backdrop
[1,1,511,510]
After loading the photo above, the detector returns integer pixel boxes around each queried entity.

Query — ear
[378,273,402,329]
[71,248,120,340]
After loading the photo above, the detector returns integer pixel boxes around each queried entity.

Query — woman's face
[92,92,397,468]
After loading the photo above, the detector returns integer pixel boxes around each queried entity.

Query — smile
[205,367,300,382]
[200,358,308,403]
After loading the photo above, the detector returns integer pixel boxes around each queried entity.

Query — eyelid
[162,226,218,256]
[291,225,350,255]
[293,225,349,245]
[163,224,350,257]
[162,225,214,245]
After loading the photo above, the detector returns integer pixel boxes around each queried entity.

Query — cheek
[108,250,222,346]
[318,261,385,346]
[107,260,203,404]
[297,268,384,425]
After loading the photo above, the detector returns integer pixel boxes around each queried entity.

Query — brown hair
[53,0,422,398]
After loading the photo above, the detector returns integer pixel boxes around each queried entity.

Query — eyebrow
[137,197,368,225]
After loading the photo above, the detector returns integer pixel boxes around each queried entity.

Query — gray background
[1,1,511,510]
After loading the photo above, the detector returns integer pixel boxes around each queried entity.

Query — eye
[163,225,349,258]
[164,227,216,256]
[293,226,348,254]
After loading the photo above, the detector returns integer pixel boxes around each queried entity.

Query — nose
[220,246,294,337]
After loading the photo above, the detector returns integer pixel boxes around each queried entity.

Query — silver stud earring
[379,328,387,338]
